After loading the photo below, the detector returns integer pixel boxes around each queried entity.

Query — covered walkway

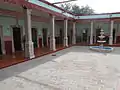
[0,44,70,69]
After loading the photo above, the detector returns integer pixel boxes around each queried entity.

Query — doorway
[69,29,73,44]
[0,38,2,55]
[32,28,38,48]
[59,29,63,44]
[42,28,48,47]
[113,29,116,44]
[82,29,88,43]
[0,26,3,55]
[13,27,22,51]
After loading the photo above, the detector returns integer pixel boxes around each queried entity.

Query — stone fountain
[97,29,106,47]
[90,29,113,52]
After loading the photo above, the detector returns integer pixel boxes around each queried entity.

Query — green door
[32,28,38,48]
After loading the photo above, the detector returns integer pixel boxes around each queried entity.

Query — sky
[46,0,120,13]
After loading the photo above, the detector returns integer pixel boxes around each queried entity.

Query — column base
[90,43,93,45]
[90,38,93,45]
[50,38,56,51]
[2,50,6,55]
[72,42,76,45]
[25,41,35,59]
[64,37,68,47]
[72,37,76,45]
[109,36,113,45]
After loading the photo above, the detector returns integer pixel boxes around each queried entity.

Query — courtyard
[0,46,120,90]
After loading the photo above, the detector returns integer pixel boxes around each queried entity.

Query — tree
[71,4,81,14]
[79,5,94,14]
[60,3,95,14]
[60,3,72,12]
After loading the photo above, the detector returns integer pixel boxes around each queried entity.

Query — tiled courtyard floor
[0,46,120,90]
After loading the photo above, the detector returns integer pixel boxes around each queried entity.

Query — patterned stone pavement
[0,46,120,90]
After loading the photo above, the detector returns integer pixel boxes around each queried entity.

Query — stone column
[90,21,94,44]
[24,8,35,59]
[109,20,114,45]
[72,21,76,44]
[0,26,5,55]
[50,15,56,51]
[64,19,68,47]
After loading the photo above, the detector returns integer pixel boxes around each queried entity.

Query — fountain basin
[97,41,106,43]
[90,46,114,52]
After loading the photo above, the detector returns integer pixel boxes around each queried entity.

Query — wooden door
[42,28,47,47]
[13,27,22,51]
[32,28,38,48]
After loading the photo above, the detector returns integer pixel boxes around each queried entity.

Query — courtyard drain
[52,54,56,56]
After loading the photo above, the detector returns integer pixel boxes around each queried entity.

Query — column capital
[110,20,114,23]
[90,20,94,23]
[73,19,77,23]
[73,21,76,24]
[52,15,56,18]
[23,8,32,16]
[64,18,68,20]
[49,14,56,23]
[23,6,32,11]
[49,14,55,18]
[22,5,27,9]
